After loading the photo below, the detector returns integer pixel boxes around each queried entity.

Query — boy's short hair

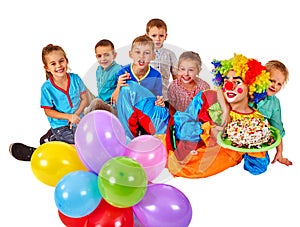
[265,60,289,85]
[131,35,155,51]
[146,18,167,33]
[95,39,115,50]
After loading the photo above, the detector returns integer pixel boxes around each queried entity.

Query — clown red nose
[224,81,234,90]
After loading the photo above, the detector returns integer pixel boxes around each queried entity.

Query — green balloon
[98,156,148,208]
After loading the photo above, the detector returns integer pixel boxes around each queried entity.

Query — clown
[165,53,273,178]
[212,54,273,175]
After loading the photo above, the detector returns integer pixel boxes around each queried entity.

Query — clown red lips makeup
[225,91,237,99]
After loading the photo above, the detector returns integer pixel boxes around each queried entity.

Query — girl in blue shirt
[10,44,89,161]
[40,44,88,143]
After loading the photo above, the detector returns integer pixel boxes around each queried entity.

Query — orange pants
[167,145,243,178]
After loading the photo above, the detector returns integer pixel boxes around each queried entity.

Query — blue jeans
[51,126,76,144]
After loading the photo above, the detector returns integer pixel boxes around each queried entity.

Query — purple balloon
[75,110,127,174]
[133,183,192,227]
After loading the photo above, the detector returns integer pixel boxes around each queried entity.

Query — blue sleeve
[75,74,87,93]
[116,64,130,77]
[116,81,154,140]
[173,91,204,142]
[40,82,53,108]
[135,97,170,134]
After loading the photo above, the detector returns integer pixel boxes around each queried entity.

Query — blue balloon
[54,170,102,218]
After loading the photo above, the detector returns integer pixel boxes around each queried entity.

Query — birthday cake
[222,117,275,149]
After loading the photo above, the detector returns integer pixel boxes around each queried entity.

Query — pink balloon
[75,110,127,174]
[125,135,167,181]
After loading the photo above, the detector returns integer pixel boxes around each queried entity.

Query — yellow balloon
[31,141,88,187]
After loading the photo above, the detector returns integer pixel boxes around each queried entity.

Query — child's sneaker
[9,143,36,161]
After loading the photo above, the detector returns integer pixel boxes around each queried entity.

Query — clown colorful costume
[166,89,244,178]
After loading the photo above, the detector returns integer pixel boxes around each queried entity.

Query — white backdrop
[1,0,299,226]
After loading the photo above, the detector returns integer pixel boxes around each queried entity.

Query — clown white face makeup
[223,70,248,104]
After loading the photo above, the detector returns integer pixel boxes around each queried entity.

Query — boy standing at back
[146,18,178,104]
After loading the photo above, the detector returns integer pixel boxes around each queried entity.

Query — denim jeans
[51,126,76,144]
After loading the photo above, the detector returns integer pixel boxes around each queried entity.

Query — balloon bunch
[31,110,192,227]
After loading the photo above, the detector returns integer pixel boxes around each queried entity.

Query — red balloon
[58,210,89,227]
[85,199,134,227]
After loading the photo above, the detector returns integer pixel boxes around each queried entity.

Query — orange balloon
[31,141,88,186]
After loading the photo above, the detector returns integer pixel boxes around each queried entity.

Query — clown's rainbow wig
[212,53,270,104]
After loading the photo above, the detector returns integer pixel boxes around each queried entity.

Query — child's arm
[74,91,89,116]
[44,92,89,129]
[266,98,292,166]
[44,109,75,127]
[111,72,130,105]
[153,74,164,107]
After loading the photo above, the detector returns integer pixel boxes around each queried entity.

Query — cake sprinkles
[222,117,275,149]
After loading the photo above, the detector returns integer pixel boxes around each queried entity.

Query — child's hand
[68,113,81,129]
[211,125,223,138]
[111,72,130,105]
[271,153,293,166]
[117,72,130,88]
[155,96,165,107]
[111,89,120,106]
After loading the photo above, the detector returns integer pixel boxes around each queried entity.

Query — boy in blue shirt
[84,39,121,115]
[111,34,164,106]
[10,44,89,161]
[110,35,166,139]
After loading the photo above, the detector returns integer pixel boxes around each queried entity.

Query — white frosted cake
[223,117,274,148]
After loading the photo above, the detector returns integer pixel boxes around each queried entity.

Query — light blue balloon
[54,170,102,218]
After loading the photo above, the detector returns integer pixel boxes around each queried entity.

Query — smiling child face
[129,42,155,70]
